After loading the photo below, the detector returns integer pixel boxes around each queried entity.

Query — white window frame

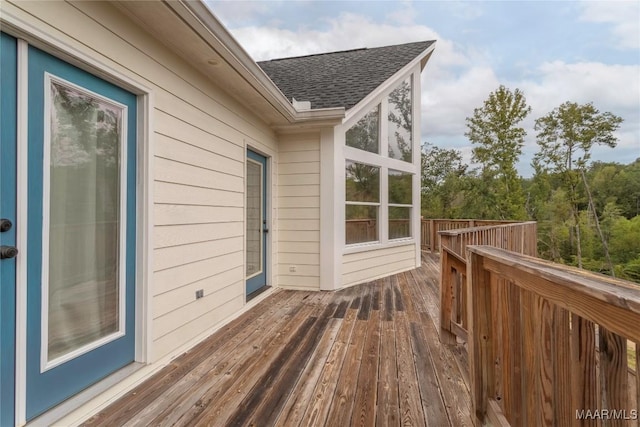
[342,68,419,254]
[40,73,128,372]
[345,160,381,245]
[388,169,413,241]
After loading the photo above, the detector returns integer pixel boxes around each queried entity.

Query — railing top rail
[438,221,537,237]
[468,245,640,338]
[421,219,523,223]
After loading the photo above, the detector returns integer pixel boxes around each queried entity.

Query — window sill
[343,238,415,255]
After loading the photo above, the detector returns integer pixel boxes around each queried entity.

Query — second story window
[345,105,379,154]
[387,77,412,162]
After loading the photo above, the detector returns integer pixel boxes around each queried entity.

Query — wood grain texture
[83,252,470,427]
[599,327,629,427]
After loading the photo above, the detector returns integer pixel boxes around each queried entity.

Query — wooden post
[636,343,639,414]
[467,251,494,425]
[599,328,628,427]
[430,219,436,252]
[571,315,598,427]
[439,248,456,344]
[553,307,572,427]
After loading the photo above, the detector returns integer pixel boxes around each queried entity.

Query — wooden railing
[420,219,521,252]
[346,219,410,244]
[466,246,640,426]
[439,221,537,344]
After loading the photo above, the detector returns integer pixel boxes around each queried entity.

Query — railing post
[439,248,457,345]
[467,250,495,426]
[430,219,436,252]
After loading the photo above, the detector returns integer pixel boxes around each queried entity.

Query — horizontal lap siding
[342,244,416,287]
[277,135,321,290]
[7,1,280,361]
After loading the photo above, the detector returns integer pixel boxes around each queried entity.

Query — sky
[207,0,640,177]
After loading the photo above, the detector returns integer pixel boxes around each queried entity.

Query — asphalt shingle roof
[257,40,435,111]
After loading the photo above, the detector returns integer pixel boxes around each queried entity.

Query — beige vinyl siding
[5,1,281,361]
[277,134,321,290]
[342,244,417,287]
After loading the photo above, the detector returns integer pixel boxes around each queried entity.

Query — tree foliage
[465,85,531,219]
[533,102,623,268]
[420,90,638,283]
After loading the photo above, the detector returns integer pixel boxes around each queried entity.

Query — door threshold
[27,362,144,426]
[247,285,271,302]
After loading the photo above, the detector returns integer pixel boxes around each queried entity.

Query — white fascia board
[174,1,345,125]
[343,42,436,124]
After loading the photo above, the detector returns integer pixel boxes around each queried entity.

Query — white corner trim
[412,64,422,267]
[319,128,336,290]
[136,90,154,364]
[15,37,29,427]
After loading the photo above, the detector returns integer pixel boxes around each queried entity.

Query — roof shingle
[257,40,435,111]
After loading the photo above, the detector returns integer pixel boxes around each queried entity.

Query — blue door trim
[0,31,18,427]
[26,46,137,420]
[246,149,267,296]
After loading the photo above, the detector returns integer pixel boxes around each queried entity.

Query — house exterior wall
[277,133,321,290]
[331,63,424,289]
[3,0,281,367]
[342,244,415,287]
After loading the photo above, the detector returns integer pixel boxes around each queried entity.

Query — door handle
[0,219,12,232]
[0,246,18,259]
[263,227,269,233]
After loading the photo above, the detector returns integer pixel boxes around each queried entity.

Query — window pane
[346,205,378,244]
[346,161,379,203]
[246,160,262,277]
[388,77,412,162]
[389,207,411,239]
[48,81,122,360]
[346,105,379,154]
[389,170,412,205]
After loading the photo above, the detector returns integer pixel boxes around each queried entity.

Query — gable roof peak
[257,40,435,111]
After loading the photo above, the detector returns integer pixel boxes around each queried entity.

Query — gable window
[343,71,416,247]
[387,77,412,162]
[388,170,412,239]
[345,105,379,154]
[345,161,379,244]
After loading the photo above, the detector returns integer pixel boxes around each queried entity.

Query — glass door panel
[245,160,262,278]
[46,79,124,364]
[246,150,267,296]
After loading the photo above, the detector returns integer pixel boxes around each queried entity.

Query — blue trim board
[0,31,18,427]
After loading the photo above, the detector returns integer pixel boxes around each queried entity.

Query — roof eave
[174,1,345,125]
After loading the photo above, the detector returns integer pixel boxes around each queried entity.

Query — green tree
[420,143,467,218]
[534,101,623,269]
[465,85,531,219]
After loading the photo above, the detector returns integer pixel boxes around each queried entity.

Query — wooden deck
[83,253,471,426]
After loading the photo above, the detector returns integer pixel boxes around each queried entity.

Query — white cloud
[228,12,467,68]
[518,61,640,156]
[422,59,640,175]
[206,1,275,25]
[421,66,500,138]
[579,1,640,50]
[219,9,639,175]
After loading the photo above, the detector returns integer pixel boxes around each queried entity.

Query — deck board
[83,252,470,426]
